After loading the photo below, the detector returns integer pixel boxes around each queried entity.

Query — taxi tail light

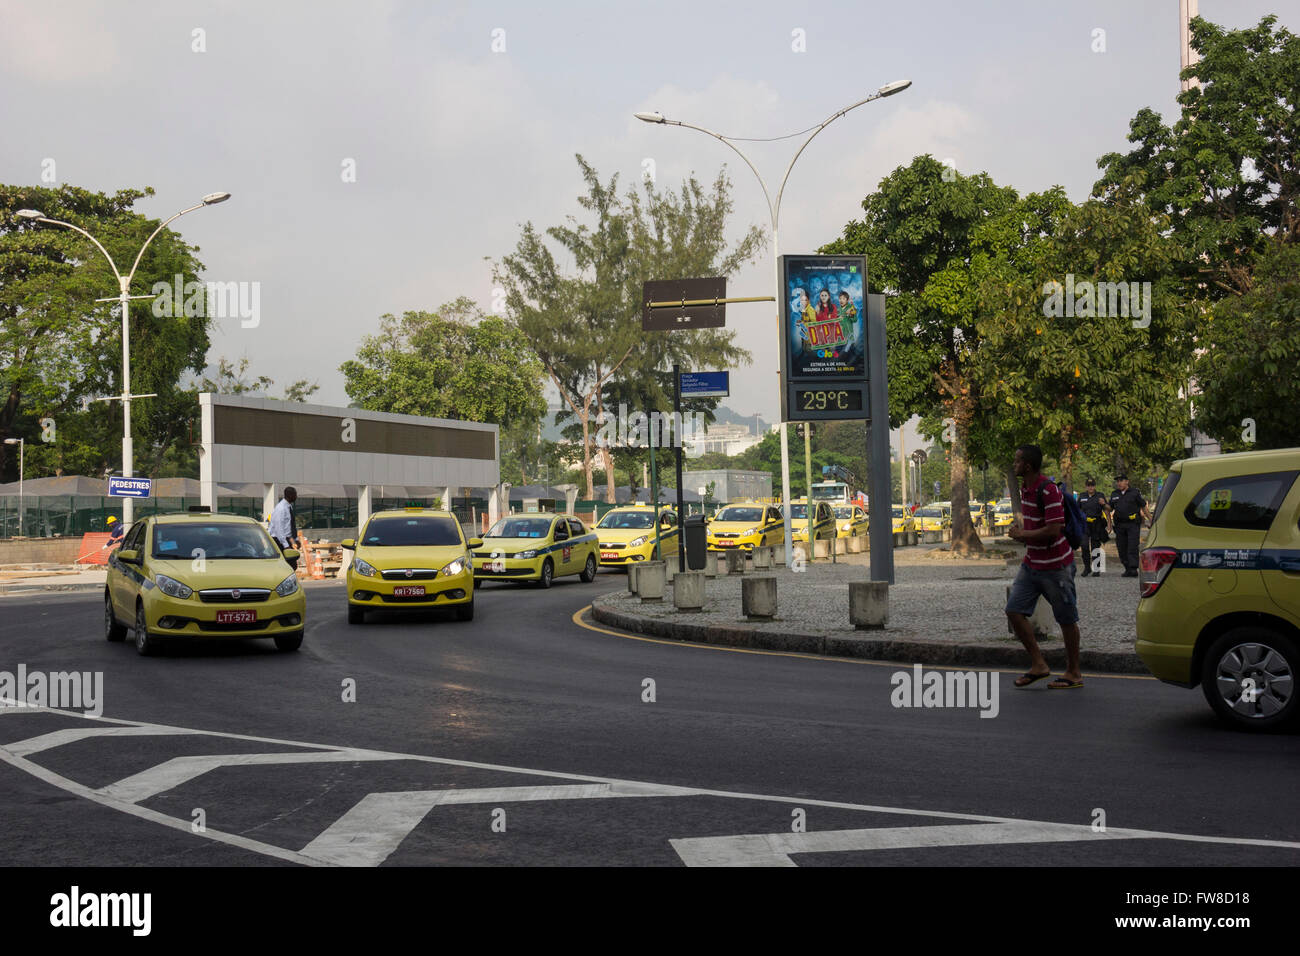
[1139,548,1177,598]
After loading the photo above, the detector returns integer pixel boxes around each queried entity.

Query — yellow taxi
[343,509,480,624]
[706,502,784,553]
[791,498,837,543]
[834,503,870,538]
[1135,448,1300,731]
[888,504,917,535]
[992,498,1015,533]
[595,505,678,568]
[473,512,599,588]
[914,502,951,533]
[105,512,305,656]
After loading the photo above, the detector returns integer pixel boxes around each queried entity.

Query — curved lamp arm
[31,217,124,283]
[126,202,205,283]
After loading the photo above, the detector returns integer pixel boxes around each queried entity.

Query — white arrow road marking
[303,782,695,866]
[670,821,1155,867]
[4,704,1300,866]
[5,724,192,757]
[96,749,391,804]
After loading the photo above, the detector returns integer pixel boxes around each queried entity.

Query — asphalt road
[1,574,1298,867]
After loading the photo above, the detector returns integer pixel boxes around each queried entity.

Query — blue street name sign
[679,371,729,398]
[108,476,152,498]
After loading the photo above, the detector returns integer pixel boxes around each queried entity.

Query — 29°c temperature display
[796,388,862,412]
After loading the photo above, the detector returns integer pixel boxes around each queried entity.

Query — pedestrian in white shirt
[269,487,299,569]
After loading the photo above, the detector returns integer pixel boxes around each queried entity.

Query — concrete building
[682,469,773,504]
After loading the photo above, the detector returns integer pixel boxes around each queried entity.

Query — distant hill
[711,405,768,434]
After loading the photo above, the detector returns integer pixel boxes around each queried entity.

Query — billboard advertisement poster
[781,255,867,379]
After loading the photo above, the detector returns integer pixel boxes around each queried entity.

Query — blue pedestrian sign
[108,476,152,498]
[679,371,729,398]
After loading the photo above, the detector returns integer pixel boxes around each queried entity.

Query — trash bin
[683,514,709,571]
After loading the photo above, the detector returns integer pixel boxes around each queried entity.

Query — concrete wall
[0,537,82,565]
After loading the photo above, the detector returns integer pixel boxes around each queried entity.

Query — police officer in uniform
[1077,477,1110,576]
[1108,474,1150,578]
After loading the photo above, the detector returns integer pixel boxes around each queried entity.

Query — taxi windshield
[891,506,905,517]
[916,507,941,517]
[834,507,854,519]
[486,516,553,539]
[598,511,656,530]
[789,504,809,519]
[363,516,463,546]
[716,507,762,523]
[152,523,280,560]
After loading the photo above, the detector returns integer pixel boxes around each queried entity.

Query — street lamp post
[3,438,23,537]
[636,81,911,566]
[14,193,230,524]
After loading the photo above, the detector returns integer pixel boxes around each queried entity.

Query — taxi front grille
[380,569,439,581]
[713,533,738,539]
[599,543,627,550]
[198,589,271,604]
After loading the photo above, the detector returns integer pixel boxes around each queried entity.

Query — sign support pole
[673,363,685,573]
[866,294,894,584]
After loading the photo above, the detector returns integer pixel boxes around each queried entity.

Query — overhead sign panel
[642,277,726,331]
[679,371,730,398]
[108,476,152,498]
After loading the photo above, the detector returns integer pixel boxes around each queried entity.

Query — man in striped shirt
[1005,444,1083,690]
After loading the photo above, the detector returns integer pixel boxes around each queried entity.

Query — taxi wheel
[134,602,158,656]
[347,604,364,625]
[105,594,127,642]
[455,599,474,621]
[274,630,304,652]
[1201,628,1299,732]
[580,554,597,583]
[538,559,554,589]
[473,579,482,590]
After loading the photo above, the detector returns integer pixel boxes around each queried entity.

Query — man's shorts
[1005,561,1078,626]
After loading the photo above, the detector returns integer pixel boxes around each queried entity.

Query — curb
[590,594,1148,674]
[0,582,105,595]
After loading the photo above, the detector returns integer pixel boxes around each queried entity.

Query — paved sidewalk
[592,543,1146,673]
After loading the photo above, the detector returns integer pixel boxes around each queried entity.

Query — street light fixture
[634,83,912,566]
[3,438,23,537]
[14,194,231,523]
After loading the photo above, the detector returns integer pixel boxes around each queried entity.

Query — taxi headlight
[628,535,649,548]
[517,549,538,559]
[352,556,378,577]
[743,528,757,536]
[275,573,299,597]
[155,574,193,599]
[440,556,469,576]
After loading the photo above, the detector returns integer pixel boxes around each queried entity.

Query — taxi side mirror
[117,549,141,565]
[341,539,356,550]
[282,549,300,561]
[468,537,483,549]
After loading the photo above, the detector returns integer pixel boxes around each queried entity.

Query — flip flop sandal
[1048,676,1084,689]
[1014,671,1052,688]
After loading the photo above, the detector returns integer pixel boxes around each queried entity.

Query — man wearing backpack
[1005,444,1084,690]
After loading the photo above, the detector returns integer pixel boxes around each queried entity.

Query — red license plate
[216,610,257,624]
[601,551,619,559]
[393,585,426,597]
[719,540,736,547]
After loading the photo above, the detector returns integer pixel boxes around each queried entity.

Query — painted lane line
[670,821,1154,867]
[303,782,697,866]
[4,725,193,757]
[96,749,392,804]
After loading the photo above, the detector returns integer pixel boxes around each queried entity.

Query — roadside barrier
[74,533,113,565]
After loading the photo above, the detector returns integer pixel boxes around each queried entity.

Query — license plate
[393,585,426,597]
[719,540,736,547]
[601,551,619,559]
[215,610,256,624]
[483,560,505,573]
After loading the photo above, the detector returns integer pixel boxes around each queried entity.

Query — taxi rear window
[364,516,463,546]
[1183,471,1297,532]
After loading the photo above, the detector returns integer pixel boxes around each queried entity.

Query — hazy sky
[2,0,1293,429]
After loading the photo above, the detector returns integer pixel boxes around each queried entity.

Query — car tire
[274,630,304,652]
[134,602,158,656]
[538,558,554,589]
[455,599,474,622]
[473,579,482,590]
[580,554,597,583]
[105,593,127,642]
[1200,627,1299,732]
[347,604,364,625]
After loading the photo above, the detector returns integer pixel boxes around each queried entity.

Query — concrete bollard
[673,570,706,610]
[752,546,774,570]
[892,531,904,548]
[742,575,778,620]
[1006,584,1055,637]
[923,530,942,544]
[639,561,666,602]
[627,563,640,593]
[849,581,889,629]
[725,550,746,575]
[845,535,864,554]
[813,538,831,559]
[907,531,919,546]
